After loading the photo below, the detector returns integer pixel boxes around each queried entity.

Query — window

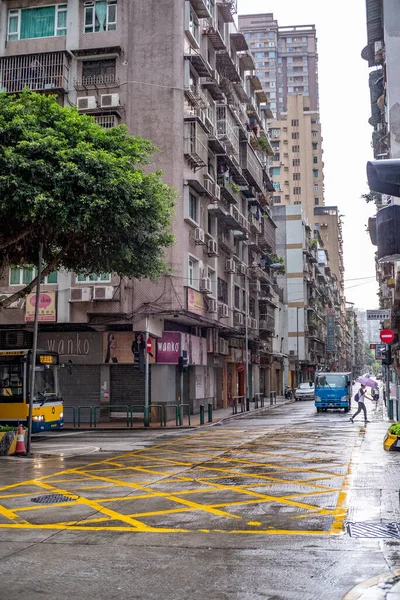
[291,119,299,126]
[189,191,198,222]
[255,52,265,58]
[314,198,320,206]
[268,31,275,38]
[312,142,318,150]
[313,169,319,178]
[273,196,281,204]
[268,41,275,47]
[84,1,117,33]
[8,4,67,41]
[270,92,276,99]
[293,187,301,195]
[218,278,228,304]
[273,153,280,162]
[77,273,111,283]
[271,129,280,137]
[291,132,299,139]
[272,167,281,176]
[268,51,276,58]
[270,81,276,88]
[82,59,116,83]
[234,285,241,310]
[292,145,300,152]
[273,182,281,191]
[293,172,301,181]
[293,158,300,167]
[313,156,318,164]
[312,131,318,138]
[10,268,58,285]
[314,184,319,192]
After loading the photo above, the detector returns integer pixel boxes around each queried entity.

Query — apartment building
[0,0,284,414]
[267,94,324,221]
[238,13,318,119]
[272,204,344,385]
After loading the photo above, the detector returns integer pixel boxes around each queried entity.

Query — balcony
[216,49,242,84]
[0,52,70,94]
[203,26,226,51]
[184,119,208,170]
[259,216,277,253]
[259,313,275,333]
[216,105,240,160]
[218,230,235,255]
[219,205,248,237]
[216,0,237,22]
[240,142,264,192]
[73,74,120,91]
[217,176,240,204]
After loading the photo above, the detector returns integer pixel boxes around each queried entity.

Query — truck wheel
[316,407,321,413]
[344,407,350,413]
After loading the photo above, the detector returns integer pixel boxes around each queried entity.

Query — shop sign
[25,292,56,322]
[156,332,181,364]
[367,309,391,321]
[187,288,205,317]
[326,314,336,351]
[39,332,103,364]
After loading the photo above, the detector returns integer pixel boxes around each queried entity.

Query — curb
[343,570,400,599]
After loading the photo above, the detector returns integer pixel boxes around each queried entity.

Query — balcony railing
[216,105,240,161]
[259,216,277,253]
[73,74,120,90]
[0,52,70,94]
[184,120,208,169]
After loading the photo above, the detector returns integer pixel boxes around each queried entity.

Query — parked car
[295,382,315,401]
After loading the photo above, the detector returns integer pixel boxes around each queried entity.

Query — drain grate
[346,521,400,539]
[31,494,77,505]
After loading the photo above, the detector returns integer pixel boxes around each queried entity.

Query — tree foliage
[0,91,175,308]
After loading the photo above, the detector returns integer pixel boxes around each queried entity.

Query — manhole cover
[31,494,77,504]
[346,521,400,539]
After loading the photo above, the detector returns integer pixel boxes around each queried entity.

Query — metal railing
[184,120,208,168]
[0,52,70,93]
[216,105,239,160]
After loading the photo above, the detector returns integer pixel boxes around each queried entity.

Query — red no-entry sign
[380,329,394,344]
[146,337,152,353]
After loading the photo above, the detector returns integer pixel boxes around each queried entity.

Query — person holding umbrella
[350,382,373,423]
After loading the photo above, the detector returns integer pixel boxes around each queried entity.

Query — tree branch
[0,228,34,251]
[0,244,69,311]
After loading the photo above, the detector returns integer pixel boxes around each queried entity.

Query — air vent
[0,330,33,350]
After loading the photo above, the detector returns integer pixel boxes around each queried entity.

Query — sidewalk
[63,395,292,430]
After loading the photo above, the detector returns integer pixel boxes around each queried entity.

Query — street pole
[144,316,149,427]
[245,270,249,407]
[296,307,300,386]
[27,242,43,455]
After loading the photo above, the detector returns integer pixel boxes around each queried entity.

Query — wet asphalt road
[0,397,399,600]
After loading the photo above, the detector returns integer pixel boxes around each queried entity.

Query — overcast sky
[237,0,378,311]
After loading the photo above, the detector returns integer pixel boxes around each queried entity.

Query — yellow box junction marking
[0,426,360,535]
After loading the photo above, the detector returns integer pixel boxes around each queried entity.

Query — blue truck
[314,372,352,413]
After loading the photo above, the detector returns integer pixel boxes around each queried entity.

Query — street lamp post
[296,306,300,387]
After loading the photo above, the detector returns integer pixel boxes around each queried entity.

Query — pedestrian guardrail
[63,405,76,428]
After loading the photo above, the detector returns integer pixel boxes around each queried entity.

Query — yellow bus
[0,348,63,433]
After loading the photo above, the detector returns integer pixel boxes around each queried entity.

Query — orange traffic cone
[15,424,26,456]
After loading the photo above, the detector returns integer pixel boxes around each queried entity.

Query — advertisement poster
[25,292,56,322]
[187,288,205,317]
[156,332,181,364]
[103,332,155,367]
[326,315,336,351]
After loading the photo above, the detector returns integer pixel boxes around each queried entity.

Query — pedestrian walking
[350,384,371,423]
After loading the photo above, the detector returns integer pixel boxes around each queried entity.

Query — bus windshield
[33,365,58,402]
[315,374,348,389]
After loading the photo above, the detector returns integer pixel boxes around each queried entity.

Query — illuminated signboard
[39,355,56,364]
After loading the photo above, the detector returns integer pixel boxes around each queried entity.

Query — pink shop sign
[156,332,181,364]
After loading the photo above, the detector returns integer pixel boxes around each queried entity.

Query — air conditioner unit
[70,287,92,302]
[203,178,214,196]
[237,263,247,276]
[213,183,221,200]
[218,302,229,318]
[77,96,97,110]
[93,286,114,301]
[225,258,236,274]
[207,298,218,313]
[207,239,218,256]
[194,227,206,244]
[219,338,229,355]
[234,312,244,326]
[200,277,212,293]
[101,93,120,108]
[251,280,261,293]
[0,294,25,310]
[259,319,267,330]
[251,318,258,330]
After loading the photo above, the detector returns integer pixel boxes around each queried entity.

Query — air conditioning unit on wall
[77,96,97,110]
[70,287,92,302]
[93,286,114,300]
[101,93,120,108]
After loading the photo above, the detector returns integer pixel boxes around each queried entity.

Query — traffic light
[178,350,189,373]
[367,159,400,196]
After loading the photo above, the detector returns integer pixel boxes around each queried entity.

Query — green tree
[0,91,175,309]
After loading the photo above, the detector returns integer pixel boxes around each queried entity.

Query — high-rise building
[238,14,318,119]
[0,0,286,415]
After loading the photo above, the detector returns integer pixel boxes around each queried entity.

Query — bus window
[0,362,23,400]
[33,365,58,402]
